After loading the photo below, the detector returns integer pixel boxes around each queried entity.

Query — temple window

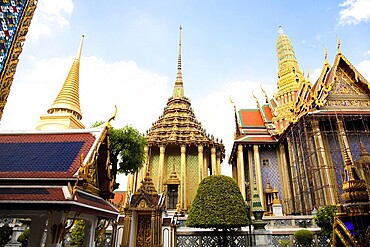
[167,185,179,209]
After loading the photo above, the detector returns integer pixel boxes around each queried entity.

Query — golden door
[136,214,152,247]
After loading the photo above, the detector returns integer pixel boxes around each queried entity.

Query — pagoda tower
[272,26,308,133]
[36,36,85,130]
[128,27,225,212]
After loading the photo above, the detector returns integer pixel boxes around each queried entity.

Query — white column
[28,214,47,247]
[44,211,65,247]
[83,216,98,247]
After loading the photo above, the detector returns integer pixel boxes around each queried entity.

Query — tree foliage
[91,122,147,175]
[314,205,337,236]
[17,228,30,247]
[294,229,313,247]
[186,175,250,229]
[70,219,85,247]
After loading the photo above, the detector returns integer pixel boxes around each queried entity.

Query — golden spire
[337,34,341,54]
[48,35,84,120]
[172,26,185,98]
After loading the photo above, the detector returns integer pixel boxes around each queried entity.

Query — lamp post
[245,181,253,247]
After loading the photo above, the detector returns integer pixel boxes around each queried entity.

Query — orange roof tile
[239,110,264,127]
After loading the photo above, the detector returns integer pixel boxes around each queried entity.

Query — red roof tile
[239,110,264,127]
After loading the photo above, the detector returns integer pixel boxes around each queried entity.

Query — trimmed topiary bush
[314,205,337,236]
[294,229,313,247]
[186,175,250,247]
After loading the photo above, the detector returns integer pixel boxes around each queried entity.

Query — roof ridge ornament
[337,34,341,54]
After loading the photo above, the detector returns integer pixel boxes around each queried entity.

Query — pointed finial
[307,68,310,79]
[172,26,185,98]
[252,91,261,109]
[260,84,269,103]
[324,46,328,63]
[337,35,341,53]
[278,25,284,35]
[76,35,84,61]
[106,105,117,128]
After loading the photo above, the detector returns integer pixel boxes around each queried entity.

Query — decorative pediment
[331,68,367,96]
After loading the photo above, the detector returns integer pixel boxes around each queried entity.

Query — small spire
[337,34,341,54]
[172,26,185,98]
[278,25,284,35]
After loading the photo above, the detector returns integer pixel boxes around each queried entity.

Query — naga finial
[337,34,341,53]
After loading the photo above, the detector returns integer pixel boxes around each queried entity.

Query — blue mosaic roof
[0,1,27,72]
[0,141,85,172]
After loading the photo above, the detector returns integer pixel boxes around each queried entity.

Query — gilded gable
[323,63,370,108]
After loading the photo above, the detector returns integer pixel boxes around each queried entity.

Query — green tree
[70,220,85,247]
[17,228,30,247]
[92,122,147,176]
[186,175,250,247]
[294,229,313,247]
[314,205,337,236]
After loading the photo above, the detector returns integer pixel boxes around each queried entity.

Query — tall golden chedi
[0,1,37,121]
[273,26,310,133]
[36,35,85,130]
[128,27,225,212]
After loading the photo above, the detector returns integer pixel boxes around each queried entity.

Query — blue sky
[1,0,370,180]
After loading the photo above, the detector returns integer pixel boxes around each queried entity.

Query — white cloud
[338,0,370,25]
[0,55,168,132]
[356,60,370,81]
[364,50,370,56]
[28,0,74,41]
[311,68,322,83]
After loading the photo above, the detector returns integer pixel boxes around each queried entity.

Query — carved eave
[77,125,115,200]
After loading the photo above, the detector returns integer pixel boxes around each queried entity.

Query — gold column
[237,144,246,200]
[198,145,204,183]
[253,144,264,210]
[157,145,166,193]
[311,119,334,205]
[216,150,221,175]
[211,147,217,175]
[278,144,293,214]
[181,145,187,210]
[248,147,254,200]
[203,151,208,178]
